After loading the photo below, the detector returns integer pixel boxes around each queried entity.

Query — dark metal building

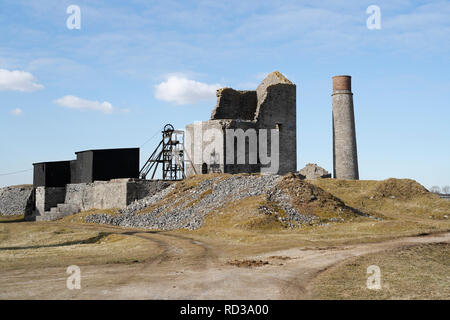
[71,148,140,183]
[33,161,72,188]
[33,148,140,187]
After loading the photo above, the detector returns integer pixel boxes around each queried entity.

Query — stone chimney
[332,75,359,180]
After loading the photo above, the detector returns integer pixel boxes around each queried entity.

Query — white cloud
[155,75,221,105]
[10,108,23,116]
[0,69,44,92]
[54,95,117,114]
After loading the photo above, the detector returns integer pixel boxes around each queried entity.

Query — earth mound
[374,178,429,199]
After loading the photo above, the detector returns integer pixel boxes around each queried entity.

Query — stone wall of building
[64,180,128,211]
[254,73,297,175]
[210,88,257,120]
[126,180,170,204]
[185,71,297,177]
[34,186,66,216]
[185,120,226,176]
[64,179,171,211]
[30,179,171,221]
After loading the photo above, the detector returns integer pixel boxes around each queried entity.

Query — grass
[202,195,283,232]
[311,243,450,299]
[60,208,120,223]
[309,178,450,220]
[173,176,450,256]
[0,215,155,271]
[278,175,378,223]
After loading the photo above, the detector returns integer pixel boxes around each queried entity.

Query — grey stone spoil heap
[86,174,373,231]
[0,185,33,216]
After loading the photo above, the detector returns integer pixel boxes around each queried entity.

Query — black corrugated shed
[72,148,139,183]
[33,148,140,187]
[33,161,72,188]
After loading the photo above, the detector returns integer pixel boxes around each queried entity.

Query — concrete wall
[34,186,66,216]
[30,179,170,220]
[64,180,127,211]
[31,179,170,220]
[64,179,170,211]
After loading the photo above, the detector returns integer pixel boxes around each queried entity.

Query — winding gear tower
[332,75,359,180]
[140,124,185,180]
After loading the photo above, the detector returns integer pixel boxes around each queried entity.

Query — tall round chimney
[332,75,359,180]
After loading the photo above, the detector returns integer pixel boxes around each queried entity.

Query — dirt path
[1,224,449,299]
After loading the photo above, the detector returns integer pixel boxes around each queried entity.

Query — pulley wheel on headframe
[163,124,174,133]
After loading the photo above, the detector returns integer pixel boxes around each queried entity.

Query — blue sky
[0,0,449,189]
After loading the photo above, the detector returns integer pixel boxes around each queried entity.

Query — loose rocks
[298,163,331,180]
[0,185,34,216]
[86,174,371,230]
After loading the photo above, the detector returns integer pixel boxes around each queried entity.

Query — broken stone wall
[298,163,331,179]
[126,180,172,204]
[255,74,297,175]
[210,88,257,121]
[186,71,297,177]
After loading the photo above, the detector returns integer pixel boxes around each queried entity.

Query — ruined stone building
[298,163,331,180]
[185,71,297,176]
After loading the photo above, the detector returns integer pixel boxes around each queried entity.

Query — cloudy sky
[0,0,449,189]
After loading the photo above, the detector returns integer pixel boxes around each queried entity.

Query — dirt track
[1,222,449,300]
